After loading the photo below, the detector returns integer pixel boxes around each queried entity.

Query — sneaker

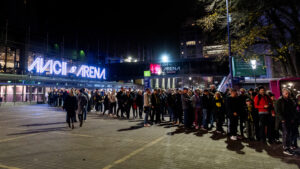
[195,126,199,130]
[283,149,294,156]
[216,130,222,134]
[230,136,237,141]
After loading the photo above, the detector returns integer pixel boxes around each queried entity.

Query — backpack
[80,94,88,107]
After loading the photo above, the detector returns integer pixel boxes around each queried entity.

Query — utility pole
[226,0,234,88]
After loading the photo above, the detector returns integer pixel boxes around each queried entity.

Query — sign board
[161,63,181,74]
[144,71,151,77]
[28,57,106,80]
[233,56,266,77]
[150,64,161,75]
[144,78,151,89]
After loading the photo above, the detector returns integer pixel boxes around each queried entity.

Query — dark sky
[1,0,202,60]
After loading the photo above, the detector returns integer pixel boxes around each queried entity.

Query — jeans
[230,116,238,136]
[144,107,150,124]
[168,106,174,122]
[183,109,191,128]
[202,109,208,128]
[258,114,270,141]
[110,102,117,115]
[83,106,87,120]
[282,121,292,149]
[194,107,202,127]
[138,106,143,118]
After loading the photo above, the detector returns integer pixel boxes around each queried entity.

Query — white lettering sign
[28,57,106,80]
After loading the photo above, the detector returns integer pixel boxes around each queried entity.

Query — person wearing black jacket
[136,91,144,119]
[124,91,132,119]
[238,88,249,138]
[227,89,242,141]
[276,88,297,155]
[202,89,212,129]
[213,92,225,133]
[116,88,125,117]
[63,90,78,129]
[95,92,103,112]
[174,89,183,125]
[182,88,192,128]
[167,89,176,123]
[151,89,161,124]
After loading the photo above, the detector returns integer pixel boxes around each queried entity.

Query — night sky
[1,0,202,61]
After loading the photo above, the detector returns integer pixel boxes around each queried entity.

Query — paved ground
[0,104,300,169]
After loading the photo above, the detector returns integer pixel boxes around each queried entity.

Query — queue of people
[49,84,300,156]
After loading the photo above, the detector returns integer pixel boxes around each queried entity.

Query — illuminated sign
[144,71,151,77]
[150,64,161,75]
[28,57,106,80]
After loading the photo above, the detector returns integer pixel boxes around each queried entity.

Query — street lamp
[226,0,234,88]
[161,54,169,63]
[250,59,257,88]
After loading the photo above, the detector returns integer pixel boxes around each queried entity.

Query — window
[186,41,196,46]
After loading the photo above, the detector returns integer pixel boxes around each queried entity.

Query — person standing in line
[175,89,183,125]
[276,88,297,155]
[132,91,138,119]
[167,89,176,123]
[136,90,144,119]
[254,86,272,143]
[124,90,132,119]
[213,92,225,133]
[202,89,210,130]
[191,89,202,129]
[151,89,161,124]
[63,89,78,129]
[77,88,88,127]
[117,87,125,118]
[182,88,192,129]
[238,88,249,139]
[81,88,89,121]
[143,88,152,127]
[245,98,255,140]
[227,89,241,141]
[103,91,110,115]
[109,90,117,117]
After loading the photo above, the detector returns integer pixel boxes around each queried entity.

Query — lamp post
[250,59,257,88]
[226,0,234,88]
[161,54,169,63]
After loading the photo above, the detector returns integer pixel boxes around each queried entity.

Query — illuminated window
[186,41,196,46]
[181,51,184,55]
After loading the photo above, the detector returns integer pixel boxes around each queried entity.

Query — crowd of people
[47,84,300,156]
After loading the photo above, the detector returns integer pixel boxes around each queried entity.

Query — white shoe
[230,136,237,141]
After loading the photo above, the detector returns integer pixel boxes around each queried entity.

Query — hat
[183,87,188,91]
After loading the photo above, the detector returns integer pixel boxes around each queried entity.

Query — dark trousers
[215,109,224,132]
[66,111,75,124]
[138,106,143,118]
[240,115,246,136]
[282,122,293,149]
[110,102,117,114]
[258,114,270,141]
[230,116,238,136]
[95,103,103,112]
[78,114,83,126]
[117,103,124,117]
[155,107,161,123]
[125,106,130,119]
[184,109,192,128]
